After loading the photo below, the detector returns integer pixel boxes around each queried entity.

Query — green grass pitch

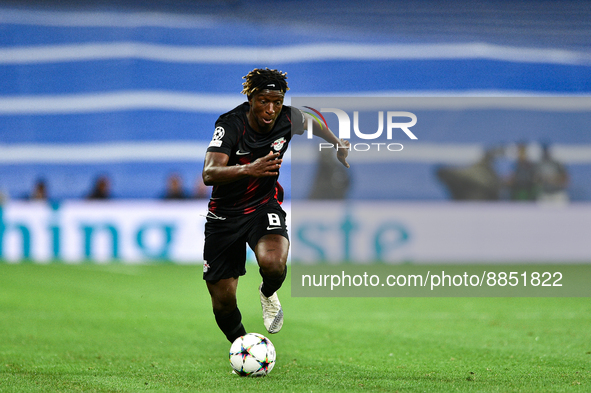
[1,263,589,392]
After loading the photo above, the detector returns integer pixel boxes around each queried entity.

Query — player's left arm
[303,112,350,168]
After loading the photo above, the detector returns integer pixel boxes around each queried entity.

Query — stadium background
[0,0,590,263]
[2,4,590,391]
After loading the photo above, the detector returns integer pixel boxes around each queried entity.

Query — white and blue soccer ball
[229,333,276,376]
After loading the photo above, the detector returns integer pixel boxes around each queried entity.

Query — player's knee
[213,300,236,315]
[257,253,286,277]
[211,292,237,314]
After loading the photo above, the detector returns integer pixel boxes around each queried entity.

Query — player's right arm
[202,151,282,186]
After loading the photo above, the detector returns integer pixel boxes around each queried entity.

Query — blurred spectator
[535,144,569,203]
[0,189,9,204]
[436,147,502,200]
[308,148,351,199]
[87,176,111,199]
[30,179,48,200]
[163,173,187,200]
[508,143,536,201]
[193,176,209,199]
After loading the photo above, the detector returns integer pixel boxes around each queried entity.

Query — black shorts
[203,202,289,282]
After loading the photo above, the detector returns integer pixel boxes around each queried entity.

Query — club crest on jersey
[271,137,286,152]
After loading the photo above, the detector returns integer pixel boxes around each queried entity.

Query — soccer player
[202,68,349,343]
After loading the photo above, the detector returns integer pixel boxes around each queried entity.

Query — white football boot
[259,283,283,334]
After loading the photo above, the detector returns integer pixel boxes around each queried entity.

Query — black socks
[260,266,287,298]
[213,266,287,342]
[214,307,246,343]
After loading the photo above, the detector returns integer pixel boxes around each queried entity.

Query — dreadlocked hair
[241,68,289,96]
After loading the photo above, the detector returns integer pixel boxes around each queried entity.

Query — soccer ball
[229,333,276,376]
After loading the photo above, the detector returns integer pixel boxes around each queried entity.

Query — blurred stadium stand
[1,0,590,200]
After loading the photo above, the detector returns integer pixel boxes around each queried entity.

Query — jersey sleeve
[290,107,306,135]
[206,120,238,156]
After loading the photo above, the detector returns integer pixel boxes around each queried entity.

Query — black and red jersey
[206,102,305,216]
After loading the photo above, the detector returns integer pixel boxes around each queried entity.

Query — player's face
[248,90,284,133]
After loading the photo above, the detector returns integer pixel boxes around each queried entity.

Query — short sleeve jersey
[206,102,305,216]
